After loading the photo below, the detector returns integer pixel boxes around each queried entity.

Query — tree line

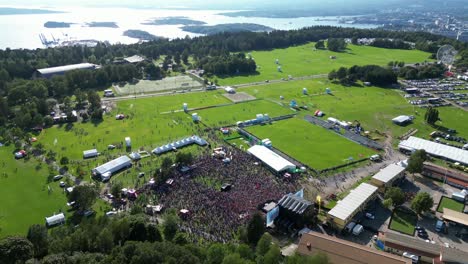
[328,65,398,86]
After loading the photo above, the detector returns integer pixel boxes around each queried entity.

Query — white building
[83,149,98,159]
[92,156,132,181]
[399,136,468,165]
[247,145,295,173]
[371,163,406,192]
[45,213,65,227]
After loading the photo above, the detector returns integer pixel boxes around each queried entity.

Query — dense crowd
[153,147,297,242]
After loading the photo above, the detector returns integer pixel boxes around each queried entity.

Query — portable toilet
[280,95,284,100]
[277,66,282,72]
[302,88,308,95]
[326,88,331,94]
[125,137,131,148]
[290,100,297,108]
[192,113,200,122]
[183,103,188,112]
[275,58,279,64]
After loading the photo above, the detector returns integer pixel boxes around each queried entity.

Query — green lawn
[217,43,433,85]
[195,99,293,127]
[389,208,418,236]
[245,118,376,170]
[437,196,465,213]
[0,146,67,238]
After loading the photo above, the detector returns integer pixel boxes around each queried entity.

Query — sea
[0,6,377,50]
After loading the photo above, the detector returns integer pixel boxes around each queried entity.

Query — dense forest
[0,212,328,264]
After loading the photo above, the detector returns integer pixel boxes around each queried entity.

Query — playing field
[114,75,203,95]
[437,196,465,213]
[0,146,67,238]
[238,79,468,140]
[389,208,417,236]
[195,99,293,127]
[217,43,433,85]
[246,118,376,170]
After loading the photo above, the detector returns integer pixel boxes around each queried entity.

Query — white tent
[399,136,468,165]
[247,145,295,172]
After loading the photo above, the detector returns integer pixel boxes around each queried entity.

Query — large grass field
[238,79,468,140]
[196,99,293,127]
[245,118,376,170]
[0,146,67,238]
[389,208,418,236]
[437,196,465,213]
[217,43,432,85]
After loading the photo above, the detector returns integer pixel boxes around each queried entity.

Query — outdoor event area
[216,42,433,85]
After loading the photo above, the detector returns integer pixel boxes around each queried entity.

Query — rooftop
[277,193,312,214]
[93,155,131,175]
[328,183,378,221]
[37,63,98,75]
[298,232,411,264]
[392,115,412,123]
[442,208,468,226]
[247,145,295,172]
[372,163,406,184]
[124,55,145,64]
[399,136,468,165]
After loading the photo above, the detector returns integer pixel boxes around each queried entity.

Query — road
[102,74,328,102]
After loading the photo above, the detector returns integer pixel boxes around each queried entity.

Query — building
[45,213,65,227]
[152,136,208,155]
[327,183,378,229]
[399,136,468,165]
[83,149,98,159]
[379,231,468,264]
[442,208,468,227]
[371,164,406,192]
[297,232,411,264]
[392,115,412,126]
[247,145,296,173]
[422,162,468,189]
[92,155,132,181]
[123,55,146,64]
[33,63,98,79]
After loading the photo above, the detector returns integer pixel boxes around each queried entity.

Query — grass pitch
[389,208,417,236]
[246,118,376,170]
[217,43,433,85]
[437,196,464,213]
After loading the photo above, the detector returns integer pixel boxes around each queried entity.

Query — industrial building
[297,232,411,264]
[327,183,378,229]
[152,136,208,155]
[33,63,99,79]
[399,136,468,165]
[92,155,132,181]
[247,145,296,173]
[371,163,406,192]
[45,213,65,227]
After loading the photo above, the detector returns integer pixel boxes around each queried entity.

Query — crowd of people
[153,147,298,242]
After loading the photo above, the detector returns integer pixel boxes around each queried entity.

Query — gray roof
[328,183,378,221]
[83,149,98,155]
[45,213,65,225]
[37,63,97,75]
[93,155,131,175]
[372,164,405,184]
[277,193,312,214]
[124,55,145,64]
[152,136,207,155]
[392,115,411,123]
[247,145,296,172]
[399,136,468,165]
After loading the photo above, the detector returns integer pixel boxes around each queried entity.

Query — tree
[327,38,347,52]
[0,236,34,264]
[68,185,98,212]
[256,233,272,256]
[146,224,162,242]
[207,243,226,264]
[336,67,347,80]
[406,149,427,175]
[60,156,69,165]
[247,213,265,245]
[96,228,113,253]
[328,70,337,81]
[74,89,87,107]
[411,192,434,214]
[175,152,194,166]
[383,198,393,209]
[26,224,48,258]
[110,181,123,199]
[424,106,440,125]
[162,213,179,241]
[314,40,325,49]
[384,187,405,206]
[263,244,281,264]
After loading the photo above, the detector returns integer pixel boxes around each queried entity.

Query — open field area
[389,208,418,236]
[237,79,468,140]
[246,118,376,170]
[217,43,433,85]
[437,196,465,213]
[0,146,67,238]
[196,99,293,126]
[114,75,203,95]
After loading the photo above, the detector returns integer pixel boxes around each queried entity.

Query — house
[371,163,406,192]
[33,63,98,79]
[45,213,65,227]
[247,145,296,173]
[92,156,132,181]
[83,149,98,159]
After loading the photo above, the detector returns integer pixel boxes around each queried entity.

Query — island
[142,16,206,26]
[123,30,162,41]
[44,21,73,28]
[86,22,119,28]
[181,23,273,35]
[0,7,62,15]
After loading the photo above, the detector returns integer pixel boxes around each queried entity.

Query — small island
[181,23,273,35]
[86,22,119,28]
[0,7,62,16]
[123,30,162,41]
[142,16,206,26]
[44,21,73,28]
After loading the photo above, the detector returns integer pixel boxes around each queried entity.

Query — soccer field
[246,118,376,170]
[217,43,433,85]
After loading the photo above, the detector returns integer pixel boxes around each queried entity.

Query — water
[0,6,377,49]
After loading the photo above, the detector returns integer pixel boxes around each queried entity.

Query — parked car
[53,175,63,181]
[59,181,66,187]
[106,211,117,217]
[365,212,375,220]
[436,220,446,232]
[417,231,428,239]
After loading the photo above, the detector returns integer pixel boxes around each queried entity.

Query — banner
[266,206,279,227]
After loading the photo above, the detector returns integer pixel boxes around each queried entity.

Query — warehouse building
[399,136,468,165]
[327,183,378,230]
[92,155,132,181]
[298,232,411,264]
[33,63,99,79]
[247,145,296,173]
[371,163,406,192]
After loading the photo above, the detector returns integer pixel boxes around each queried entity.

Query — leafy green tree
[237,244,254,260]
[0,236,34,264]
[68,185,98,212]
[26,224,48,258]
[327,38,347,52]
[60,156,69,165]
[162,213,179,241]
[314,40,325,49]
[407,149,427,175]
[383,198,393,209]
[173,232,189,245]
[256,233,272,256]
[328,70,337,81]
[384,187,405,206]
[96,228,113,253]
[175,152,194,166]
[424,106,440,125]
[411,192,434,214]
[110,181,123,199]
[222,253,249,264]
[207,243,226,264]
[247,213,265,245]
[146,224,162,242]
[263,244,281,264]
